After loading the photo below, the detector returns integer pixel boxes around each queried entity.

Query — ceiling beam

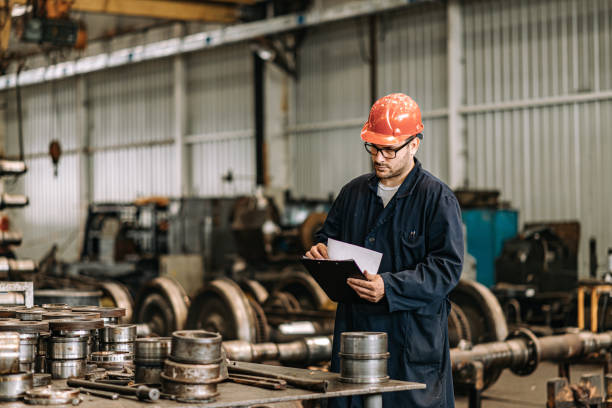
[12,0,239,23]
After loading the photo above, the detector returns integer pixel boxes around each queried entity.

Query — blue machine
[462,209,518,288]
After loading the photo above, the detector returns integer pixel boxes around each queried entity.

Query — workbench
[3,364,425,408]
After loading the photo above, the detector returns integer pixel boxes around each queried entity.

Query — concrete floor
[455,361,602,407]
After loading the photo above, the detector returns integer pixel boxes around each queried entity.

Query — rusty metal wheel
[135,277,190,336]
[98,281,134,324]
[274,269,330,311]
[186,278,257,342]
[449,279,508,390]
[239,279,269,305]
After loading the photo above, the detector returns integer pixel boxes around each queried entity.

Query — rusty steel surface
[72,307,126,319]
[47,319,103,331]
[0,321,48,334]
[171,330,222,365]
[0,370,424,407]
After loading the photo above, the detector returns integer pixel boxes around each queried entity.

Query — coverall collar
[367,157,423,199]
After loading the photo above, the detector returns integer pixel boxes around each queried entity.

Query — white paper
[327,238,383,275]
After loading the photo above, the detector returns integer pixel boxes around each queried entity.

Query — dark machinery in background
[492,222,580,331]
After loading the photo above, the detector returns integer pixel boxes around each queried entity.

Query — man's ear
[410,138,420,155]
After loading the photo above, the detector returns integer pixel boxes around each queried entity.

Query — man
[306,93,463,408]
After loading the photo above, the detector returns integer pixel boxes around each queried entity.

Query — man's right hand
[305,243,329,259]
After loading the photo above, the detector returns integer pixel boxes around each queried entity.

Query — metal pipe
[451,330,612,375]
[363,394,383,408]
[222,336,333,365]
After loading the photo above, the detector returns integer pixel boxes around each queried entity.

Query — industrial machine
[492,222,580,330]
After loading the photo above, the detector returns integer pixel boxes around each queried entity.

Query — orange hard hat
[361,93,424,146]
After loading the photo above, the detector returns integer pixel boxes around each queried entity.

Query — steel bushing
[171,330,222,364]
[0,371,33,401]
[135,337,171,365]
[338,332,390,384]
[0,320,48,334]
[89,351,133,370]
[19,333,38,365]
[161,377,219,401]
[47,319,103,332]
[162,359,224,384]
[136,365,163,385]
[100,342,134,354]
[47,359,87,379]
[32,373,51,387]
[16,309,44,322]
[100,324,136,343]
[0,332,20,374]
[48,337,88,360]
[24,386,80,405]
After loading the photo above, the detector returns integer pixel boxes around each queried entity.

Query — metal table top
[4,365,425,408]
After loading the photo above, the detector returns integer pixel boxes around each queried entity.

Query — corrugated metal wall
[462,0,612,275]
[89,60,175,202]
[377,3,449,182]
[289,3,448,199]
[187,45,255,196]
[4,80,81,261]
[289,20,371,199]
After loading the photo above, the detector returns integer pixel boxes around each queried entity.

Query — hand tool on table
[228,373,287,390]
[67,378,159,401]
[78,388,119,400]
[227,360,329,393]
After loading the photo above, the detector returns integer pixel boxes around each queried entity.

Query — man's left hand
[347,272,385,303]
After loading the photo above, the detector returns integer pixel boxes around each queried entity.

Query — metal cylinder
[135,337,171,364]
[222,336,334,365]
[136,365,163,385]
[15,309,43,321]
[0,332,20,374]
[100,324,136,343]
[338,332,389,384]
[160,378,219,401]
[48,337,88,360]
[32,373,51,387]
[163,359,223,384]
[89,351,133,370]
[47,359,87,379]
[0,371,33,401]
[171,331,222,364]
[100,341,134,354]
[18,333,38,372]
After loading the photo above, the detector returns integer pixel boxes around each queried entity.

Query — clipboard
[300,258,368,304]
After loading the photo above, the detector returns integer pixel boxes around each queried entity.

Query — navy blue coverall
[315,158,463,408]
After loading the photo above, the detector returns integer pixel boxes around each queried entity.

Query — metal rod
[79,388,119,400]
[363,393,383,408]
[67,379,159,401]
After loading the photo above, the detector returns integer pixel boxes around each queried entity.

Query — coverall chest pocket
[398,230,426,265]
[403,311,443,366]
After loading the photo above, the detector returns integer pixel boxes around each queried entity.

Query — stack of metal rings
[99,324,136,355]
[0,330,33,401]
[72,306,126,352]
[47,318,103,379]
[338,332,390,384]
[134,337,171,384]
[161,330,226,402]
[0,318,48,374]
